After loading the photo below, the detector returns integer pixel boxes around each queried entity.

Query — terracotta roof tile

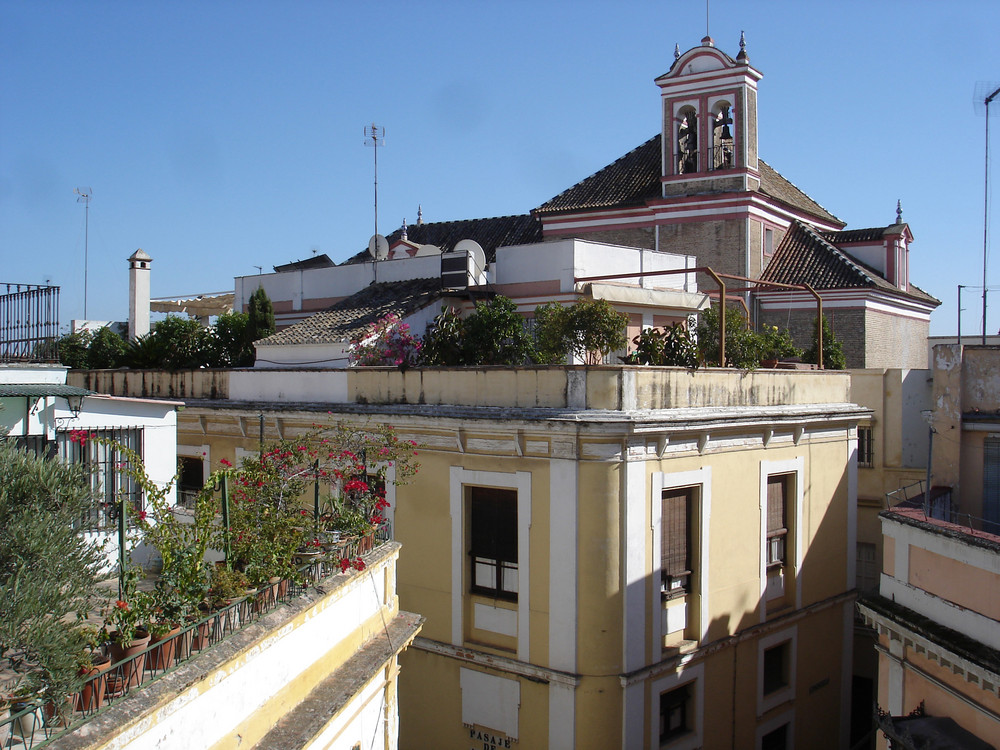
[532,134,842,225]
[760,221,939,305]
[259,277,447,347]
[343,214,542,266]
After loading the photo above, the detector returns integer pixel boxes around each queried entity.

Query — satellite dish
[368,234,389,261]
[453,239,486,276]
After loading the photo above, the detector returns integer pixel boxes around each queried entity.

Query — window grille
[59,426,144,532]
[858,427,874,468]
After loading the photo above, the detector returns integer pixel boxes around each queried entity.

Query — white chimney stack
[128,248,152,340]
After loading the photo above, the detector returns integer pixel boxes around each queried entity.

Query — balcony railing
[0,283,60,363]
[886,481,1000,537]
[0,524,390,748]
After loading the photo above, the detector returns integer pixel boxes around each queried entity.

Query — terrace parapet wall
[71,366,852,412]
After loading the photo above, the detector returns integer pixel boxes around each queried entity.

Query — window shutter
[662,487,691,577]
[767,476,787,534]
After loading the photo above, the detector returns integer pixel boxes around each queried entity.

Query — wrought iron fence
[0,527,389,748]
[0,284,59,363]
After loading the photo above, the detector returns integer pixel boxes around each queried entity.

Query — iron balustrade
[0,525,390,748]
[0,284,60,363]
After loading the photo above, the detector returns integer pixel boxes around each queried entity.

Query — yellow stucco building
[72,365,867,749]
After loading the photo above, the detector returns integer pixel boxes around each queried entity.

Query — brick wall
[758,305,930,369]
[759,307,865,368]
[864,310,929,369]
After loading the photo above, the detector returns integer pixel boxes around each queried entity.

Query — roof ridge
[759,159,842,225]
[794,220,876,285]
[535,133,661,212]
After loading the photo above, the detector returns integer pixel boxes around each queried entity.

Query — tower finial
[737,30,748,62]
[674,43,680,61]
[417,204,423,226]
[896,200,903,224]
[401,218,408,241]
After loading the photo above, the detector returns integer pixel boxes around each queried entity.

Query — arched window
[676,108,698,175]
[710,102,735,170]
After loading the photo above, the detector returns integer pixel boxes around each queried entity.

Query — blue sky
[2,0,998,336]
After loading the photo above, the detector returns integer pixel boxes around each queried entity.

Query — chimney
[128,248,152,340]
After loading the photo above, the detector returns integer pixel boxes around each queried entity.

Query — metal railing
[0,283,59,363]
[886,481,1000,537]
[0,525,390,748]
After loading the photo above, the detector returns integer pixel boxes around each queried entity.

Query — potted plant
[75,626,111,712]
[208,566,251,611]
[104,567,152,690]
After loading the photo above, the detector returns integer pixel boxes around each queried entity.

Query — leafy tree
[212,311,254,367]
[87,326,127,369]
[696,304,766,368]
[532,299,628,365]
[0,439,104,703]
[121,316,212,369]
[463,296,534,366]
[531,302,570,365]
[420,307,467,366]
[802,315,847,370]
[247,287,276,345]
[759,325,803,363]
[57,329,93,370]
[621,323,700,368]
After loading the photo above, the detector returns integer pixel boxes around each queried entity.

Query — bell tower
[128,248,152,341]
[656,32,762,198]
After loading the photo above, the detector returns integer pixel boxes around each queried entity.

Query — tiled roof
[823,225,907,244]
[258,277,447,346]
[533,135,663,214]
[532,133,843,226]
[343,214,543,266]
[759,221,939,305]
[756,162,842,226]
[273,254,336,273]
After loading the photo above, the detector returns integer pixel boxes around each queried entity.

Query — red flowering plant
[348,313,423,368]
[102,563,153,645]
[225,422,418,582]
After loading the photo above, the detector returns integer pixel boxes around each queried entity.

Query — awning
[150,292,234,318]
[0,384,94,398]
[579,282,710,313]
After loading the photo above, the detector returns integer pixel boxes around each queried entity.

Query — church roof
[823,225,908,244]
[532,133,843,227]
[342,214,543,266]
[760,221,939,306]
[258,277,449,347]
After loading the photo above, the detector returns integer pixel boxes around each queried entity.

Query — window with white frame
[757,627,796,716]
[651,664,703,750]
[469,486,518,600]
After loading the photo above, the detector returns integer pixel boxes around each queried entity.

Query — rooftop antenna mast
[706,0,710,37]
[74,187,92,319]
[364,123,387,283]
[976,83,1000,343]
[364,123,386,239]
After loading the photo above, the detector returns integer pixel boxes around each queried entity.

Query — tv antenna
[364,123,386,239]
[975,82,1000,343]
[74,187,92,318]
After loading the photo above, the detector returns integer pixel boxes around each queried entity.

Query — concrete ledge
[257,611,423,749]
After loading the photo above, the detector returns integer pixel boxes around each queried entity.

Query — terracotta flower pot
[76,654,112,711]
[108,629,151,689]
[147,624,182,672]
